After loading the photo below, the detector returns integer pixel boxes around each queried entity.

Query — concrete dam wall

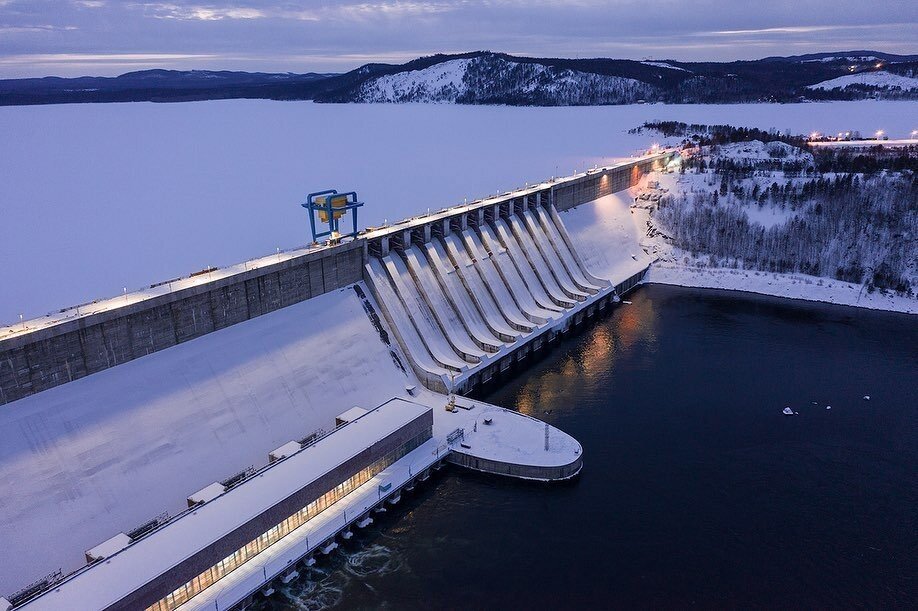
[0,242,365,404]
[0,152,673,405]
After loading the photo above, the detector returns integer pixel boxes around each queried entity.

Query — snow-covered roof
[17,398,431,611]
[446,398,582,468]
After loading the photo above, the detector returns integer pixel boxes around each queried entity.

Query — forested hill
[641,133,917,298]
[2,50,917,106]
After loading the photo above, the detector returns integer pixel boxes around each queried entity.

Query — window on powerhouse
[146,429,430,611]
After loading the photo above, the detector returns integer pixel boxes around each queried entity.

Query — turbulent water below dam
[259,284,917,610]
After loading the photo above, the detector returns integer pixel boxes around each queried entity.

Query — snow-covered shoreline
[561,177,917,317]
[625,136,916,317]
[646,263,917,315]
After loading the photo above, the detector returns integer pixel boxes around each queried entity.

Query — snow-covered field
[807,71,918,91]
[1,99,916,323]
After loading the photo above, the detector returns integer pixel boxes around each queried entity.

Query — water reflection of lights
[615,296,658,352]
[513,293,659,416]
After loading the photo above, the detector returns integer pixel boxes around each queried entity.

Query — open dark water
[267,285,917,609]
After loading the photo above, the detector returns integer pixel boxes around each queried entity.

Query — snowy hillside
[640,61,691,72]
[355,58,474,103]
[635,140,917,310]
[355,55,657,105]
[706,140,814,166]
[802,55,881,63]
[808,71,918,91]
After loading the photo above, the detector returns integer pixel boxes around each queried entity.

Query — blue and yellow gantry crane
[301,189,364,244]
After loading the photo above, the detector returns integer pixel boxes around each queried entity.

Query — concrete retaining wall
[0,241,364,405]
[551,154,672,212]
[447,450,583,481]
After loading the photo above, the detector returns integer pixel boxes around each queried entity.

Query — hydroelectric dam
[0,151,675,611]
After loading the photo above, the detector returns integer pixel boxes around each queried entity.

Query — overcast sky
[0,1,915,78]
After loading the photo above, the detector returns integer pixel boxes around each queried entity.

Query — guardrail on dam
[0,152,674,405]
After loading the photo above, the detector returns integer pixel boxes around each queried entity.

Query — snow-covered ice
[2,99,916,323]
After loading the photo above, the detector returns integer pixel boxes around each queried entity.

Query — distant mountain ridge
[0,69,332,105]
[2,50,916,106]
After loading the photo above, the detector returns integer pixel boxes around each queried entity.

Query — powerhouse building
[9,399,432,611]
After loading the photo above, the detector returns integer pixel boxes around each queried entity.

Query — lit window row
[146,428,430,611]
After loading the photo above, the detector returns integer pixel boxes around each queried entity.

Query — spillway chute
[360,198,643,395]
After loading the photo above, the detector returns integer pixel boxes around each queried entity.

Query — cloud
[131,1,459,22]
[0,24,79,34]
[330,2,457,19]
[137,3,265,21]
[0,52,218,65]
[705,23,915,36]
[0,0,915,77]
